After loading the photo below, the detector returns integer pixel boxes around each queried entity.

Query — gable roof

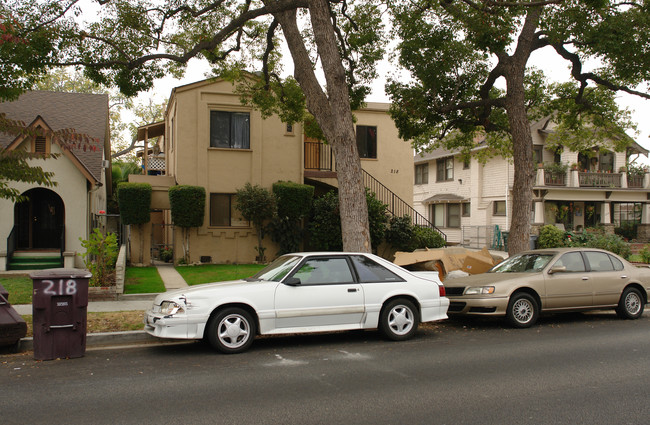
[0,90,109,183]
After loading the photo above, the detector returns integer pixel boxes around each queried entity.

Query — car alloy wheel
[380,299,419,341]
[506,293,539,328]
[207,307,256,354]
[616,287,644,320]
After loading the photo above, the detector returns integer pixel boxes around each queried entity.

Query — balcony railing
[544,171,566,186]
[304,141,334,171]
[628,175,644,188]
[579,172,621,188]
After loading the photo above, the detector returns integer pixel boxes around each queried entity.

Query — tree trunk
[502,7,542,255]
[274,0,371,252]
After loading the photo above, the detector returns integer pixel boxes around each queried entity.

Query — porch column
[600,202,615,234]
[642,203,650,225]
[569,169,579,187]
[535,167,545,186]
[637,203,650,242]
[601,202,611,224]
[533,200,545,225]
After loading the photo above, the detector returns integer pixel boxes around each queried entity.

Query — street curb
[17,330,184,352]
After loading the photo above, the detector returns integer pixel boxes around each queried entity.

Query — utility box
[0,283,27,352]
[30,269,91,361]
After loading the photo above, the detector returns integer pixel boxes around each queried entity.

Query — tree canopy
[387,0,650,253]
[0,0,387,252]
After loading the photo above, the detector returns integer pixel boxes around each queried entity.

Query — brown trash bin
[30,269,91,361]
[0,283,28,353]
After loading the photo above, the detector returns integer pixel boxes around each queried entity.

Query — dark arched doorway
[14,188,65,250]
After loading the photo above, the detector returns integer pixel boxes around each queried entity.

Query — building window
[493,200,506,216]
[447,204,461,228]
[356,125,377,159]
[210,111,250,149]
[462,202,471,217]
[533,145,543,164]
[436,157,454,182]
[210,194,249,227]
[415,164,428,184]
[430,203,462,228]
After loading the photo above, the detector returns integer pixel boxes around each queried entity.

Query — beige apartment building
[413,116,650,248]
[129,77,419,265]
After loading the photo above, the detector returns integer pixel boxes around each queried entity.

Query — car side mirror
[548,265,567,274]
[284,277,301,286]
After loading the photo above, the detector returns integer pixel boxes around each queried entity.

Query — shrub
[308,190,389,252]
[169,185,205,228]
[614,222,637,241]
[273,181,314,220]
[80,228,119,287]
[414,226,446,249]
[384,215,446,251]
[639,245,650,263]
[235,183,277,260]
[537,224,566,248]
[385,215,416,251]
[309,191,343,251]
[270,181,314,255]
[116,182,151,225]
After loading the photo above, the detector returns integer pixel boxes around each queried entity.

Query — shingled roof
[0,90,109,183]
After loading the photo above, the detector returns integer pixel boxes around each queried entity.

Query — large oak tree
[388,0,650,254]
[0,0,385,252]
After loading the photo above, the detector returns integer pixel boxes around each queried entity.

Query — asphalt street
[2,311,650,424]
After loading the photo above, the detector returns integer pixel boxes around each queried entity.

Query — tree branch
[552,42,650,100]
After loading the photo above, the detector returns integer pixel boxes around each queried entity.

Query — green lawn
[176,264,266,286]
[124,267,166,294]
[0,275,32,304]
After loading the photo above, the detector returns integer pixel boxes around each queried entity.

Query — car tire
[206,307,256,354]
[506,293,539,328]
[379,298,419,341]
[616,287,644,320]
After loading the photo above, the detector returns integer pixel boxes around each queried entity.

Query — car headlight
[160,301,185,315]
[464,286,495,295]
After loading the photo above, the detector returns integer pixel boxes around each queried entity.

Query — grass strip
[0,275,33,304]
[124,267,166,294]
[175,264,266,286]
[21,311,145,338]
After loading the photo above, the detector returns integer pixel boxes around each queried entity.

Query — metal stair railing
[362,169,446,241]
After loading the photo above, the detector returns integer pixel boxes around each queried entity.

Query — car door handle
[582,277,589,280]
[347,288,358,293]
[620,275,628,279]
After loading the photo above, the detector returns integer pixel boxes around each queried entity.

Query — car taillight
[439,284,446,297]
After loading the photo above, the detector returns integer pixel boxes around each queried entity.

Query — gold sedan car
[444,248,650,328]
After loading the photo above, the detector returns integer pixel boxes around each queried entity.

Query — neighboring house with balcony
[0,91,111,270]
[413,116,650,248]
[129,77,424,265]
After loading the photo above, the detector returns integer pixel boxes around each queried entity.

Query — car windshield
[247,255,302,282]
[489,253,555,273]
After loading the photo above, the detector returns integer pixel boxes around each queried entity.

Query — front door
[14,188,64,250]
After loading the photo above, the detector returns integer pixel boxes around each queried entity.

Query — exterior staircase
[7,252,63,271]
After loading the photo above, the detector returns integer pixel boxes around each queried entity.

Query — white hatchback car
[145,252,449,353]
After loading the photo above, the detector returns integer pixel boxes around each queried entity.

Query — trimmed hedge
[117,182,151,225]
[273,181,314,220]
[169,185,205,228]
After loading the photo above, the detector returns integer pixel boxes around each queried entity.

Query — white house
[0,91,111,270]
[413,116,650,248]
